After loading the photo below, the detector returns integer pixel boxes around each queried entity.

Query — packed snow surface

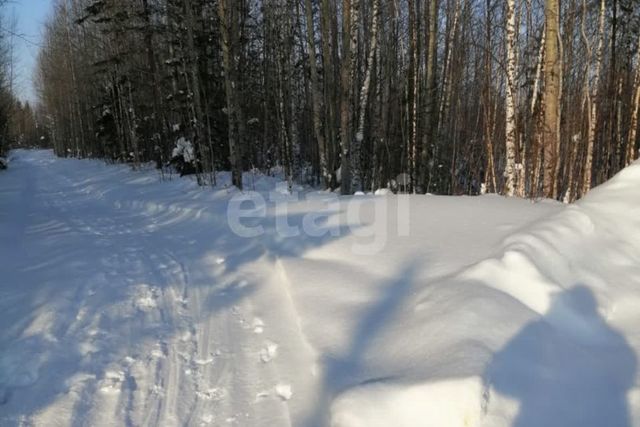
[1,150,640,426]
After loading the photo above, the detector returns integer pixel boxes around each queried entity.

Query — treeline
[0,0,30,161]
[0,0,45,162]
[35,0,640,199]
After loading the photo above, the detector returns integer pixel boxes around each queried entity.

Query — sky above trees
[13,0,53,103]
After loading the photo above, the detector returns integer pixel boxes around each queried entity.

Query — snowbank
[329,161,640,427]
[331,377,486,427]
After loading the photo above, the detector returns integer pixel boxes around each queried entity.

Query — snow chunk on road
[275,383,293,401]
[252,318,265,334]
[98,370,125,394]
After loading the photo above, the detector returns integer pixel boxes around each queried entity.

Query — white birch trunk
[504,0,518,197]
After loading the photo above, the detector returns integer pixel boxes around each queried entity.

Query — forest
[22,0,640,200]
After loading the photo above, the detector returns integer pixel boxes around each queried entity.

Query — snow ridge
[330,161,640,427]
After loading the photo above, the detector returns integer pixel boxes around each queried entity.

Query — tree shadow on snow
[484,285,636,427]
[302,261,420,427]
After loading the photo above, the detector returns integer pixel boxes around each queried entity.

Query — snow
[331,377,486,427]
[373,188,391,196]
[260,342,279,363]
[275,383,294,401]
[1,149,640,426]
[172,136,195,163]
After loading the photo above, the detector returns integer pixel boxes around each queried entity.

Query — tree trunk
[541,0,561,198]
[407,0,420,192]
[304,0,329,187]
[339,0,358,195]
[419,0,439,193]
[504,0,518,196]
[353,0,380,192]
[218,0,243,189]
[320,0,338,187]
[581,0,605,197]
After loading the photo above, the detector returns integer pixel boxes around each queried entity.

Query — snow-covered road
[2,150,640,427]
[0,151,317,426]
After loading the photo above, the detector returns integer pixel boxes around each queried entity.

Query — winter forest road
[1,150,571,427]
[0,151,316,427]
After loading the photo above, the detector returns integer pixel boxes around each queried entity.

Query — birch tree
[581,0,605,197]
[504,0,518,196]
[353,0,380,192]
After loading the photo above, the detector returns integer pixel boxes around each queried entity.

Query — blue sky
[11,0,53,104]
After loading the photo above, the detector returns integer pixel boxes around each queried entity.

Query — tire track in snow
[1,153,318,426]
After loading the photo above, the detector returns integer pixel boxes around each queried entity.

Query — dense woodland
[26,0,640,199]
[0,2,23,162]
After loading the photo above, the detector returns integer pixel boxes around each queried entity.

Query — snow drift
[329,162,640,427]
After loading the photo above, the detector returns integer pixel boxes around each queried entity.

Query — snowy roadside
[329,163,640,427]
[1,150,639,427]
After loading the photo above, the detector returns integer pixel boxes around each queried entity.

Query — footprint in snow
[150,341,168,359]
[99,370,125,394]
[194,355,216,366]
[132,285,159,312]
[235,280,250,290]
[259,342,279,363]
[255,391,270,401]
[151,384,165,396]
[252,318,264,334]
[122,356,136,366]
[200,414,214,425]
[196,387,226,401]
[0,341,43,395]
[0,388,9,405]
[180,329,195,342]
